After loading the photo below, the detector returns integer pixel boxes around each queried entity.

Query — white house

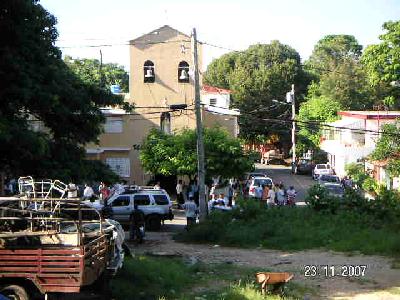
[200,85,240,137]
[320,111,400,179]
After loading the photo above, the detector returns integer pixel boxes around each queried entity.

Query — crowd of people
[253,183,297,207]
[175,177,298,229]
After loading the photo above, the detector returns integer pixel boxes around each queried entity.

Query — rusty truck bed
[0,234,108,294]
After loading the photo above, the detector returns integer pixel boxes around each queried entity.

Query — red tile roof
[202,85,231,94]
[339,111,400,119]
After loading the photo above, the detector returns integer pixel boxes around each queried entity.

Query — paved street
[253,163,315,202]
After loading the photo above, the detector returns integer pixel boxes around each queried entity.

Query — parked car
[247,172,268,179]
[248,176,274,197]
[324,183,345,198]
[318,174,341,185]
[312,164,333,180]
[87,188,174,231]
[293,159,313,175]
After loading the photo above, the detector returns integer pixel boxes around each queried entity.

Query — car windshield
[250,173,266,178]
[299,160,310,164]
[316,165,327,169]
[254,178,272,186]
[320,175,339,183]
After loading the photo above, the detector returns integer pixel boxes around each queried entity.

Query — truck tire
[146,215,161,231]
[0,284,29,300]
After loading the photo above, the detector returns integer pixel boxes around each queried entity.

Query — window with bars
[104,117,123,133]
[106,157,130,177]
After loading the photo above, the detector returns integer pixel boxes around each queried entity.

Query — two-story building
[86,25,239,185]
[320,111,400,186]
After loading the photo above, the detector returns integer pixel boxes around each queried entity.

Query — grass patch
[111,255,309,299]
[176,201,400,256]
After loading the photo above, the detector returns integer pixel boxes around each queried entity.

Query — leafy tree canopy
[362,20,400,109]
[64,56,129,92]
[297,93,342,150]
[362,21,400,86]
[305,35,375,110]
[204,41,309,143]
[306,35,362,77]
[0,0,127,183]
[140,128,254,179]
[370,121,400,177]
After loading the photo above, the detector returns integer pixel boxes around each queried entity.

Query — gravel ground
[127,210,400,300]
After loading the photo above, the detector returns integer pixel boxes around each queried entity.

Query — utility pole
[289,84,296,168]
[191,28,207,221]
[99,49,105,88]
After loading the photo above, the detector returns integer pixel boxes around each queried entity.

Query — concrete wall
[203,111,238,137]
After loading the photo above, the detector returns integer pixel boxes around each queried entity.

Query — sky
[40,0,399,72]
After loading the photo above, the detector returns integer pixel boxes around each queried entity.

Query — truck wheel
[146,215,161,231]
[0,284,29,300]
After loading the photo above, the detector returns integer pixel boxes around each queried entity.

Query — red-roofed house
[321,110,400,187]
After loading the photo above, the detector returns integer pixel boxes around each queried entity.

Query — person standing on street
[67,182,78,198]
[276,184,286,206]
[83,184,94,201]
[261,184,269,203]
[287,186,297,206]
[176,180,184,208]
[255,184,264,201]
[182,197,198,230]
[129,203,145,243]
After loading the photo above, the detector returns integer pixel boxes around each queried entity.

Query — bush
[177,197,400,256]
[305,184,340,213]
[345,163,368,187]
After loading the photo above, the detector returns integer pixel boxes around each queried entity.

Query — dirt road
[128,211,400,299]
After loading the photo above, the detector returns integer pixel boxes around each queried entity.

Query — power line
[239,110,400,138]
[201,41,239,52]
[58,39,191,49]
[58,37,361,77]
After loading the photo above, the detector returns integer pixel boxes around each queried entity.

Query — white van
[312,164,333,180]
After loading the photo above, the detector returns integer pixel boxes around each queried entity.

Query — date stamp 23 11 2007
[304,265,367,278]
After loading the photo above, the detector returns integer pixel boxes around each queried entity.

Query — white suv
[312,164,333,180]
[88,189,173,231]
[248,176,274,197]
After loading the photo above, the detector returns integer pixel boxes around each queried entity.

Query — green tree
[362,21,400,86]
[204,41,309,143]
[371,121,400,177]
[305,35,374,110]
[140,128,254,179]
[306,35,362,77]
[362,20,400,109]
[64,56,129,92]
[297,93,342,151]
[0,0,128,184]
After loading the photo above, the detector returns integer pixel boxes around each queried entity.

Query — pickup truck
[0,178,125,300]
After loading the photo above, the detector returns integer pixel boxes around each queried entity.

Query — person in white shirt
[83,184,94,200]
[276,184,286,206]
[176,180,184,207]
[267,188,275,206]
[182,198,198,229]
[67,182,78,198]
[255,184,263,200]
